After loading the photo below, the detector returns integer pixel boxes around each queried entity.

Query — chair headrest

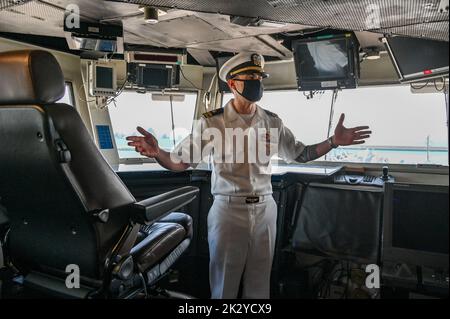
[0,50,65,106]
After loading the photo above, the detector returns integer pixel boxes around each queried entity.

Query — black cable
[324,89,338,161]
[410,81,429,90]
[317,260,342,298]
[169,95,176,148]
[434,78,447,92]
[325,264,341,298]
[281,27,329,37]
[315,261,331,298]
[344,261,350,299]
[180,67,202,90]
[410,79,448,92]
[139,273,148,299]
[103,77,129,109]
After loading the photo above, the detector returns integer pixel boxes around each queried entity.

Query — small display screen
[142,66,170,88]
[392,190,449,254]
[96,66,114,89]
[79,38,97,51]
[295,38,350,80]
[387,37,449,79]
[98,40,117,53]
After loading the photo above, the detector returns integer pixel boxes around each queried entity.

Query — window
[223,86,448,166]
[109,91,198,159]
[328,86,448,166]
[223,90,334,161]
[223,91,332,145]
[57,82,75,107]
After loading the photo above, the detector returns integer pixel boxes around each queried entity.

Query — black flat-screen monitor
[382,183,449,269]
[291,183,383,264]
[142,66,170,87]
[383,36,449,83]
[127,63,179,89]
[96,66,114,90]
[292,33,360,91]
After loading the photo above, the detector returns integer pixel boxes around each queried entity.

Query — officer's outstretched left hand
[333,114,372,146]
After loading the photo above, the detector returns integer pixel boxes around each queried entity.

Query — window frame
[323,83,449,168]
[65,81,75,107]
[109,89,200,165]
[56,81,76,107]
[223,84,449,171]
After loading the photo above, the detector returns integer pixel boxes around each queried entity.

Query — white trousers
[207,195,277,299]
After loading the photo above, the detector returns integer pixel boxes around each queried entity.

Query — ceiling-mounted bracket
[439,0,449,13]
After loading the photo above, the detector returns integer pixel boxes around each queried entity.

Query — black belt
[214,195,269,204]
[245,197,260,204]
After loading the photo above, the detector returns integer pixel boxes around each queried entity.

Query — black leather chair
[0,50,198,298]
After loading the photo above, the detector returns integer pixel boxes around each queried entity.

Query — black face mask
[233,79,264,102]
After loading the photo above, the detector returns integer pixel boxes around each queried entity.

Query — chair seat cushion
[158,212,193,239]
[131,223,185,272]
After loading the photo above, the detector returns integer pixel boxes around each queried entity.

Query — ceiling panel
[107,0,449,41]
[140,14,232,45]
[0,0,65,36]
[188,36,291,58]
[0,0,33,11]
[2,0,446,63]
[0,0,310,57]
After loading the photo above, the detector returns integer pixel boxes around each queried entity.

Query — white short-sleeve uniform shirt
[171,101,306,196]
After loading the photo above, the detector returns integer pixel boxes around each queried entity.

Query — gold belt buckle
[245,197,260,204]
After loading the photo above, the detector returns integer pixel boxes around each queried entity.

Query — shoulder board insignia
[264,109,279,118]
[202,108,224,118]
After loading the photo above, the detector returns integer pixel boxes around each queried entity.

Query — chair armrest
[0,204,8,226]
[0,204,9,239]
[128,186,199,225]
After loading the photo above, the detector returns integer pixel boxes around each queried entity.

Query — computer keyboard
[334,174,386,187]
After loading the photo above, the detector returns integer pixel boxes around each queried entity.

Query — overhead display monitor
[292,33,360,91]
[383,36,449,83]
[96,66,114,90]
[127,63,180,90]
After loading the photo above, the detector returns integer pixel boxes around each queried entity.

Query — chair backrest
[0,50,135,280]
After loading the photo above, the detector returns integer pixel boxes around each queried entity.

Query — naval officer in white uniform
[127,52,371,299]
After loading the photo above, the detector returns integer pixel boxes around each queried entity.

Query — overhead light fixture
[363,47,381,60]
[438,0,449,13]
[139,6,159,24]
[230,16,259,27]
[256,20,288,28]
[230,16,287,28]
[423,2,437,10]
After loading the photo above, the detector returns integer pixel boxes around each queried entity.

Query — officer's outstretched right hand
[126,126,160,158]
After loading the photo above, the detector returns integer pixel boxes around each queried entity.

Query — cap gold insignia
[251,54,262,67]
